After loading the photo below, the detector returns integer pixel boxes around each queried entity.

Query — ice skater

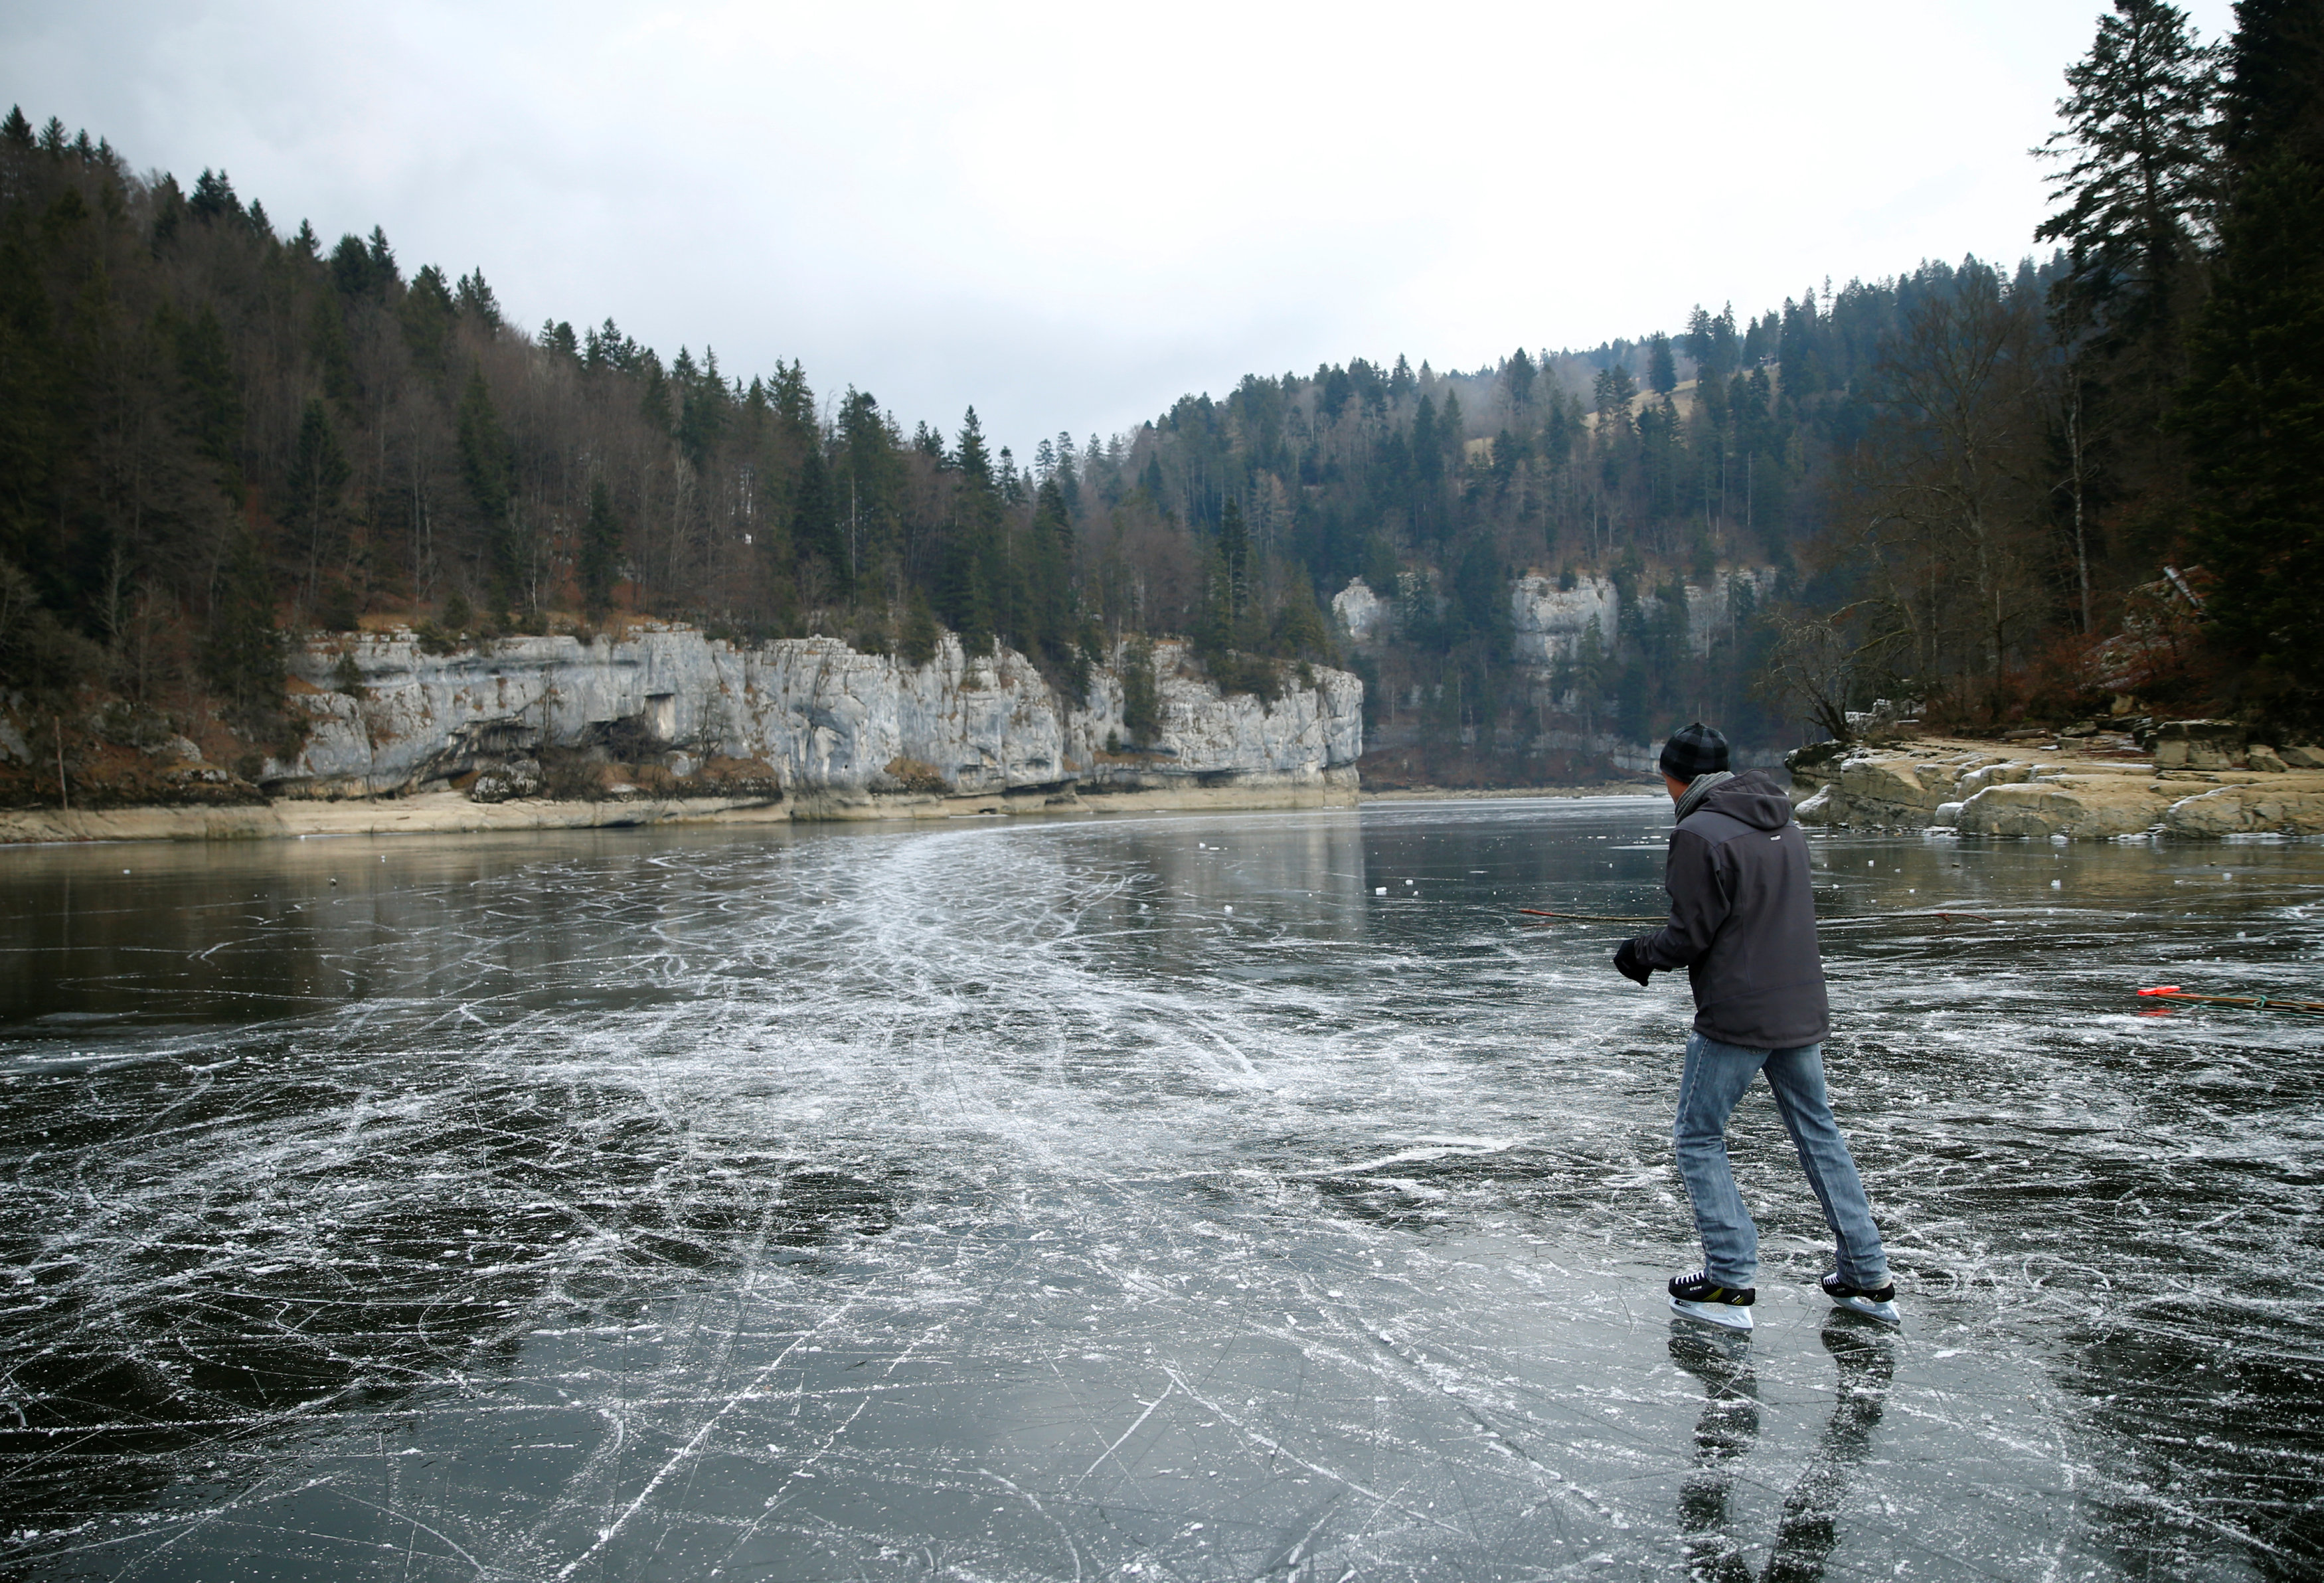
[1612,722,1897,1329]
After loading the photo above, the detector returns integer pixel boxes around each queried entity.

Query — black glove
[1613,937,1652,987]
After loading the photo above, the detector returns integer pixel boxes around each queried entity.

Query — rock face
[1786,743,2011,826]
[1332,579,1389,645]
[1510,574,1623,667]
[270,627,1363,809]
[2159,783,2324,837]
[1788,737,2324,837]
[1509,568,1778,669]
[2151,719,2246,769]
[1953,777,2173,839]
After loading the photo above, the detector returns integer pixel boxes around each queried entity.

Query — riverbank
[0,770,1361,846]
[1788,726,2324,837]
[1359,782,1657,802]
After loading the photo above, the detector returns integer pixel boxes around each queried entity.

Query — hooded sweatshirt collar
[1672,769,1733,823]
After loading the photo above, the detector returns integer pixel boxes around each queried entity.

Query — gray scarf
[1672,769,1734,823]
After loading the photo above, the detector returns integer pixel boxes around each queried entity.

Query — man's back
[1640,769,1829,1049]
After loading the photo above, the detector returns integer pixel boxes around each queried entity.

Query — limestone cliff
[270,625,1363,811]
[1509,568,1779,669]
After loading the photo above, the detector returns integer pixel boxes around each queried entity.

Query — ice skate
[1821,1271,1900,1326]
[1668,1270,1755,1331]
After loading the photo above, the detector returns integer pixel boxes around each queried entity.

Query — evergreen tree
[2216,0,2324,170]
[401,264,457,378]
[1272,570,1333,661]
[328,233,375,297]
[365,226,398,288]
[1218,495,1250,631]
[171,304,242,495]
[637,351,671,433]
[1592,363,1638,418]
[455,268,501,328]
[282,399,350,608]
[1505,347,1537,410]
[2178,147,2324,697]
[580,479,623,620]
[935,407,1005,655]
[455,369,520,614]
[201,527,284,731]
[899,588,940,665]
[1120,638,1161,744]
[309,295,357,402]
[835,386,901,596]
[187,169,239,222]
[1029,474,1074,665]
[1647,333,1678,396]
[2036,2,2219,408]
[790,445,843,584]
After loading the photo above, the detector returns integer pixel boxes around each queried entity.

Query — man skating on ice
[1613,722,1897,1329]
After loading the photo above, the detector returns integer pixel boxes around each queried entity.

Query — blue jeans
[1673,1033,1887,1290]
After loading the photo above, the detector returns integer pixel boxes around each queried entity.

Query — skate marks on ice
[1,805,2321,1576]
[0,1211,2080,1582]
[1802,829,2324,1578]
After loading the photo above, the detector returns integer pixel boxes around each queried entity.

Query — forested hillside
[1,0,2317,798]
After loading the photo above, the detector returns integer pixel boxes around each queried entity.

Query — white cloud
[7,0,2238,453]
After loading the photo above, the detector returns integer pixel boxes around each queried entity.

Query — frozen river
[2,799,2321,1580]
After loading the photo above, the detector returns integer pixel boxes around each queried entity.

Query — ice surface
[2,803,2321,1579]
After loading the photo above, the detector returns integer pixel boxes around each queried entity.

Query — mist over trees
[1,0,2317,790]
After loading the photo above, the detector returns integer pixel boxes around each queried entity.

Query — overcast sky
[7,1,2237,457]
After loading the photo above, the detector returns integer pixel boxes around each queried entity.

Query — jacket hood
[1697,768,1793,831]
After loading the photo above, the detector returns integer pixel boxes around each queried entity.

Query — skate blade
[1669,1297,1754,1331]
[1829,1293,1900,1326]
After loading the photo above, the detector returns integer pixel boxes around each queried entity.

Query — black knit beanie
[1658,722,1730,782]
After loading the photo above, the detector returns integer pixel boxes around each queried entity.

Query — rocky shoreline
[1787,722,2324,839]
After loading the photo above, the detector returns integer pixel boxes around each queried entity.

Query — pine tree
[365,226,398,289]
[455,269,501,329]
[2036,2,2220,402]
[1272,571,1332,661]
[1217,495,1250,631]
[938,407,1003,653]
[456,370,521,614]
[580,479,623,620]
[2177,5,2324,701]
[899,588,940,665]
[637,352,671,433]
[401,264,457,378]
[1029,474,1074,664]
[328,233,374,297]
[790,446,843,583]
[202,527,284,731]
[1647,333,1678,396]
[1505,347,1537,410]
[188,169,239,222]
[2216,0,2324,170]
[2179,155,2324,650]
[309,295,357,402]
[171,305,242,495]
[1120,638,1160,744]
[282,400,350,608]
